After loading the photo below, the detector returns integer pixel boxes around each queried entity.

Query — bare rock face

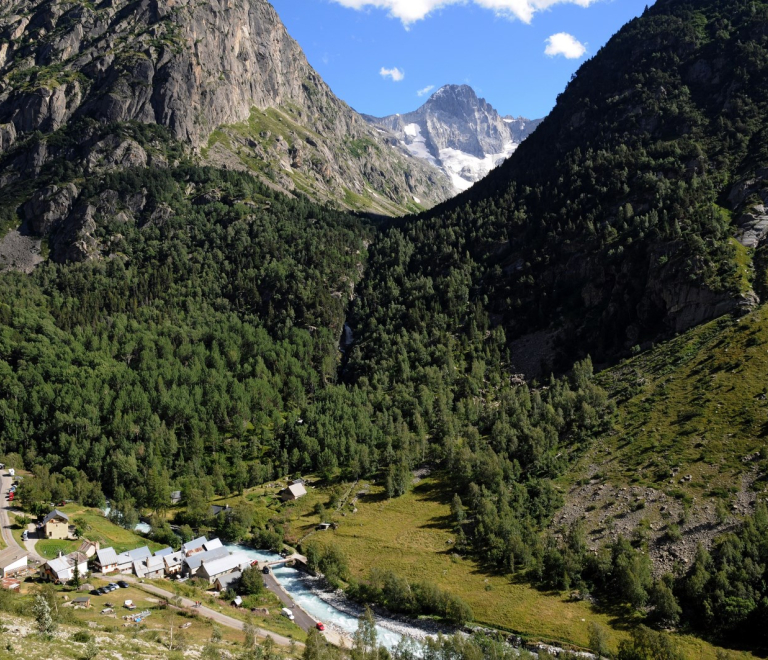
[23,183,79,235]
[0,0,451,221]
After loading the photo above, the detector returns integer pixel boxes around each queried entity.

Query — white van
[7,468,14,477]
[281,607,295,621]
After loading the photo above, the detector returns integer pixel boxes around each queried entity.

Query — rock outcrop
[0,0,452,242]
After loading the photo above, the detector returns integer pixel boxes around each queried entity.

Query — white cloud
[332,0,600,26]
[544,32,587,58]
[380,66,405,82]
[417,85,435,97]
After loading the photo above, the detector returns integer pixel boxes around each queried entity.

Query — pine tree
[33,594,57,637]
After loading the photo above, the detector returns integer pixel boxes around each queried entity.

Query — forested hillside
[387,0,768,373]
[2,0,768,655]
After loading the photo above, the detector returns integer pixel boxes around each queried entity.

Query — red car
[316,622,325,631]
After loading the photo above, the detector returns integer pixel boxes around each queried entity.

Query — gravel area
[0,223,44,273]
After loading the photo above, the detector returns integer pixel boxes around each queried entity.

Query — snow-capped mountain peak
[366,84,542,194]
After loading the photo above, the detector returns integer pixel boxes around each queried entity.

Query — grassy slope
[270,477,749,660]
[565,306,768,499]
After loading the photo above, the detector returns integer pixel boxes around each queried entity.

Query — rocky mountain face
[367,85,541,192]
[0,0,452,264]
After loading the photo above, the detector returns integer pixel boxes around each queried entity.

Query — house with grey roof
[198,553,251,584]
[96,547,119,574]
[183,546,230,577]
[181,536,207,557]
[214,570,242,593]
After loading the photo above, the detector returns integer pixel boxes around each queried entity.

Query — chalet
[181,537,208,557]
[134,555,165,579]
[115,546,151,574]
[163,551,184,575]
[0,552,27,578]
[78,540,99,558]
[71,596,91,608]
[198,553,251,584]
[280,483,307,502]
[170,491,182,505]
[214,570,242,592]
[95,547,119,574]
[44,552,88,584]
[184,546,229,577]
[41,510,70,540]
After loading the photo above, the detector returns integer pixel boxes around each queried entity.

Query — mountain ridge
[0,0,452,252]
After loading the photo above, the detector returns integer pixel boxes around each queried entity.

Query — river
[224,544,418,652]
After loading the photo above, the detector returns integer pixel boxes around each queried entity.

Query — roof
[96,547,118,566]
[72,597,90,603]
[287,483,307,498]
[115,545,151,566]
[164,551,184,568]
[215,570,242,590]
[181,537,207,554]
[0,553,27,569]
[41,509,69,525]
[203,538,223,551]
[154,547,174,558]
[185,547,229,572]
[199,553,251,579]
[209,505,228,516]
[47,556,71,575]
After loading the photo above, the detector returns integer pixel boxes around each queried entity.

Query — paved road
[263,569,317,631]
[118,575,301,649]
[0,472,42,564]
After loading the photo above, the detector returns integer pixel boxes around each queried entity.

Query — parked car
[316,622,325,631]
[118,581,129,589]
[262,566,270,574]
[281,607,295,621]
[90,589,101,596]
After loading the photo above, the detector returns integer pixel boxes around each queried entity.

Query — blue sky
[270,0,653,120]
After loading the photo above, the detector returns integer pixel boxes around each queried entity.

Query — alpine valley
[0,1,768,660]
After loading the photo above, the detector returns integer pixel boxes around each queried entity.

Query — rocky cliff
[367,85,541,192]
[0,0,452,250]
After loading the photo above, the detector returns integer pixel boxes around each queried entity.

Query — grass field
[298,475,755,660]
[56,503,165,554]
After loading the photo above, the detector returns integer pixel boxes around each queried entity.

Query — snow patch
[438,141,518,193]
[400,123,439,167]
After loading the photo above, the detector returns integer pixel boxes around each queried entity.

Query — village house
[198,553,251,584]
[134,554,165,579]
[181,537,208,557]
[214,570,242,592]
[280,483,307,502]
[95,547,119,574]
[163,551,184,575]
[115,546,151,574]
[0,552,27,578]
[184,546,230,577]
[71,596,91,609]
[41,510,70,540]
[44,552,89,584]
[204,538,223,551]
[78,540,99,558]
